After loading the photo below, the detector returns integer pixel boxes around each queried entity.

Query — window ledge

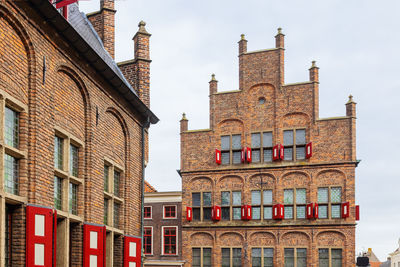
[54,168,69,179]
[4,192,27,204]
[114,196,124,203]
[4,145,26,159]
[104,191,113,198]
[70,175,83,184]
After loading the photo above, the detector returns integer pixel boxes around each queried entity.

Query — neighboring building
[389,239,400,267]
[0,0,157,266]
[362,248,382,267]
[179,29,358,266]
[380,258,391,267]
[143,190,185,267]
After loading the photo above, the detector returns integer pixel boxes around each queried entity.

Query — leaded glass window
[331,187,342,203]
[318,205,328,219]
[114,202,120,228]
[264,207,272,219]
[331,204,341,219]
[232,248,242,267]
[54,136,63,170]
[252,133,261,163]
[114,170,121,197]
[203,248,212,267]
[331,249,342,267]
[264,248,274,267]
[318,188,329,203]
[263,132,273,162]
[319,248,329,267]
[252,190,261,205]
[297,248,307,267]
[296,189,306,204]
[284,189,294,204]
[222,248,230,267]
[263,190,273,204]
[4,154,18,195]
[104,165,109,192]
[5,107,19,148]
[284,248,294,267]
[295,129,306,160]
[69,183,78,215]
[232,191,241,206]
[252,248,262,267]
[104,198,109,225]
[54,176,62,210]
[70,144,79,177]
[193,248,201,267]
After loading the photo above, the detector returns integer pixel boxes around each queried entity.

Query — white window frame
[161,225,178,256]
[163,205,177,219]
[143,226,153,255]
[144,206,152,220]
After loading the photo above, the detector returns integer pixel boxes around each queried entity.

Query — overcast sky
[79,0,400,261]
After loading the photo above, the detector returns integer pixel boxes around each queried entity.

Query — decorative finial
[277,27,282,35]
[311,60,317,68]
[346,94,355,104]
[138,20,149,34]
[211,73,216,81]
[181,113,187,120]
[240,34,245,40]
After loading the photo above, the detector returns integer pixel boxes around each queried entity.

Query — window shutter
[306,142,313,158]
[246,147,252,163]
[83,224,105,267]
[212,206,221,221]
[56,0,78,8]
[124,236,141,267]
[215,149,222,165]
[186,207,192,222]
[241,148,246,163]
[314,203,319,219]
[247,205,252,220]
[273,204,284,220]
[279,204,284,219]
[341,202,350,218]
[53,210,57,267]
[273,145,279,161]
[26,205,54,267]
[306,203,314,219]
[356,205,360,221]
[241,205,246,220]
[279,144,284,160]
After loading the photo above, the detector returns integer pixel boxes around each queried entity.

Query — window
[251,132,273,163]
[221,191,242,220]
[284,188,306,220]
[104,161,124,228]
[164,206,177,219]
[69,144,79,177]
[163,227,177,255]
[114,203,120,229]
[221,134,242,165]
[250,190,273,220]
[143,227,152,255]
[104,199,109,225]
[318,187,342,219]
[5,107,19,148]
[252,248,273,267]
[54,176,62,210]
[104,165,109,192]
[222,248,242,267]
[251,190,261,219]
[319,248,342,267]
[4,154,18,195]
[69,183,78,215]
[193,248,212,267]
[144,206,152,219]
[54,136,64,169]
[284,248,307,267]
[283,129,306,161]
[192,192,212,221]
[114,170,121,197]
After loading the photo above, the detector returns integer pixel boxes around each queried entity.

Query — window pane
[221,136,230,150]
[192,193,201,207]
[233,207,241,220]
[263,207,272,219]
[203,248,212,267]
[54,176,62,210]
[4,154,18,195]
[284,248,294,267]
[296,189,306,204]
[252,150,260,163]
[332,249,342,267]
[284,147,293,161]
[263,148,273,162]
[331,204,341,218]
[283,130,293,146]
[252,133,261,148]
[69,183,78,215]
[263,132,273,148]
[144,228,152,255]
[114,171,121,197]
[203,207,212,221]
[54,136,63,169]
[296,206,306,219]
[284,189,293,204]
[296,129,306,144]
[252,191,261,205]
[318,188,329,203]
[284,206,293,219]
[296,146,306,160]
[232,192,241,206]
[318,205,328,219]
[222,248,230,267]
[221,191,230,206]
[297,248,307,267]
[104,199,108,225]
[252,207,261,220]
[104,165,109,192]
[222,152,230,165]
[233,151,241,164]
[233,248,241,267]
[264,248,274,267]
[203,192,212,206]
[5,107,19,148]
[252,248,262,267]
[232,135,241,150]
[331,187,342,203]
[222,207,230,220]
[193,208,200,221]
[193,248,201,267]
[263,190,273,205]
[318,248,329,267]
[70,144,79,177]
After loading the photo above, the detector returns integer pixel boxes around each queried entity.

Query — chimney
[133,21,152,107]
[275,27,284,48]
[346,95,356,118]
[238,34,247,90]
[209,74,218,129]
[209,74,218,95]
[238,34,247,55]
[309,60,319,82]
[180,113,188,133]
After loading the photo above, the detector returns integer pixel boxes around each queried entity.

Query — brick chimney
[309,60,319,82]
[238,34,247,90]
[87,0,116,58]
[209,74,218,129]
[180,113,188,133]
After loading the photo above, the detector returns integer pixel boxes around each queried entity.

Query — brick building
[0,0,157,266]
[179,29,358,266]
[143,187,185,267]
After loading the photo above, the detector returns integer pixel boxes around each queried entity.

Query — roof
[29,0,158,125]
[379,260,391,267]
[144,181,157,192]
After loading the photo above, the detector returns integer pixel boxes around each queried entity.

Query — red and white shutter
[212,206,221,221]
[306,203,314,219]
[279,204,284,219]
[241,148,246,163]
[306,142,313,159]
[124,236,141,267]
[279,144,284,160]
[314,203,319,219]
[83,224,105,267]
[246,205,252,220]
[26,205,54,267]
[341,202,350,218]
[186,207,193,222]
[273,204,283,220]
[241,205,246,220]
[272,145,279,161]
[246,147,252,163]
[215,149,222,165]
[355,205,360,221]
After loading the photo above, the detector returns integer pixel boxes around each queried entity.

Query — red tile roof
[144,181,157,192]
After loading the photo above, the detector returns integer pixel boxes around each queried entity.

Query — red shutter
[53,210,57,267]
[314,203,319,219]
[341,202,350,218]
[273,204,284,220]
[246,147,252,163]
[124,236,141,267]
[83,224,105,267]
[241,205,246,220]
[26,205,54,267]
[56,0,78,8]
[215,149,221,165]
[306,203,314,219]
[186,207,192,222]
[246,205,252,220]
[241,205,251,220]
[279,144,284,160]
[212,206,221,221]
[241,148,245,163]
[306,142,313,159]
[356,205,360,221]
[272,145,279,161]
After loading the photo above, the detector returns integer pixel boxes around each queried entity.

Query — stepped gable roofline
[29,0,158,124]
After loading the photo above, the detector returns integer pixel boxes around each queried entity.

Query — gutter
[28,0,159,124]
[141,118,150,267]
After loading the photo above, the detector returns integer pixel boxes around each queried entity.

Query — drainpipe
[141,117,150,267]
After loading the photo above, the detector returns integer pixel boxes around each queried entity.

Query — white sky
[79,0,400,261]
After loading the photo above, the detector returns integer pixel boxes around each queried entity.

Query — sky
[79,0,400,261]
